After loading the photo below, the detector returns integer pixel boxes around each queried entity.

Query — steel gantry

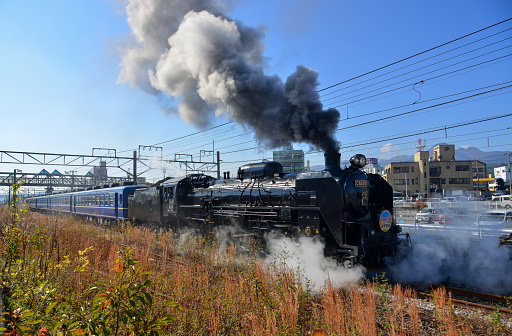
[0,149,222,187]
[0,171,132,188]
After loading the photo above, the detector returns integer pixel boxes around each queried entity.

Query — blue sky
[0,0,511,184]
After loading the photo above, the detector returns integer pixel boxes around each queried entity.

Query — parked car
[415,198,441,208]
[440,197,456,203]
[474,210,512,229]
[438,207,471,225]
[491,195,512,209]
[393,197,405,205]
[415,207,444,224]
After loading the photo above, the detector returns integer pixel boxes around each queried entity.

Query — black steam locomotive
[129,152,405,267]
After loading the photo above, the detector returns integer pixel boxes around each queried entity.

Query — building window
[394,179,407,185]
[445,147,449,151]
[449,178,470,184]
[455,165,470,171]
[430,167,441,177]
[478,168,484,172]
[393,167,409,173]
[411,166,414,172]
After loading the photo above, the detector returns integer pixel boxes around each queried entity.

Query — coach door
[162,185,176,218]
[114,192,119,219]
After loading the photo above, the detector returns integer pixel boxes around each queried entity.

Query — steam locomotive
[27,152,406,267]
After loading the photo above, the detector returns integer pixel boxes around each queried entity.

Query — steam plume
[265,234,365,289]
[390,233,512,295]
[118,0,340,153]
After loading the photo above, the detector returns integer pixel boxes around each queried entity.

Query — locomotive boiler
[129,152,404,267]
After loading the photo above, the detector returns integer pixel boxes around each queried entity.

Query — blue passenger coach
[27,185,148,222]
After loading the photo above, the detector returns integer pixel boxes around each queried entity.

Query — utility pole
[133,151,137,185]
[405,171,408,199]
[217,151,221,180]
[507,151,511,195]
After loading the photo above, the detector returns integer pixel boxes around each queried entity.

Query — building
[273,145,305,174]
[383,144,474,198]
[363,157,381,174]
[90,160,108,182]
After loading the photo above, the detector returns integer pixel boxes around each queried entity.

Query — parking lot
[393,201,512,238]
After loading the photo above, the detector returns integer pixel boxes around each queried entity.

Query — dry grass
[0,206,510,335]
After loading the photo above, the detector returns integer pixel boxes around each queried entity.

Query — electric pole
[507,151,511,195]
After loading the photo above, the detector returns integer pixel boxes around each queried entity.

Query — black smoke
[118,1,339,153]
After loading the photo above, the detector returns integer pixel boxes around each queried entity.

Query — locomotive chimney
[324,152,342,175]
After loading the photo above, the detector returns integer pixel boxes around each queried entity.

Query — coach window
[119,194,123,206]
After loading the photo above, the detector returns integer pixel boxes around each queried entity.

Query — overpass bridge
[0,171,131,189]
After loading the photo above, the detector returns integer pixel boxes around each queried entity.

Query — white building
[363,157,381,174]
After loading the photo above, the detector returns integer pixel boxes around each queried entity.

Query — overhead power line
[322,41,512,104]
[336,84,512,131]
[325,52,512,109]
[321,28,512,98]
[318,17,512,92]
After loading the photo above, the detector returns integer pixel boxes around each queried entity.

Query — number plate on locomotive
[354,180,368,187]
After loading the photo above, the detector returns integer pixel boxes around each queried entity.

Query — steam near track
[118,0,340,153]
[263,234,366,289]
[389,232,512,295]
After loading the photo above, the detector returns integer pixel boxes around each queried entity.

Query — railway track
[414,284,512,315]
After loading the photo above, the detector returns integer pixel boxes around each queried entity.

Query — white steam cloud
[118,0,340,153]
[389,232,512,295]
[264,234,365,289]
[149,156,185,179]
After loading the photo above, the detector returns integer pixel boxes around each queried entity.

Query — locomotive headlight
[349,154,367,168]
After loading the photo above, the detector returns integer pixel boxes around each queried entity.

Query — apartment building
[383,145,474,197]
[273,145,305,174]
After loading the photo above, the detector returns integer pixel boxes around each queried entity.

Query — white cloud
[380,143,399,154]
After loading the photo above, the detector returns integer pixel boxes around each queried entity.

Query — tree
[496,178,506,191]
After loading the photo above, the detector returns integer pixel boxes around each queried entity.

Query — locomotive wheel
[343,259,353,269]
